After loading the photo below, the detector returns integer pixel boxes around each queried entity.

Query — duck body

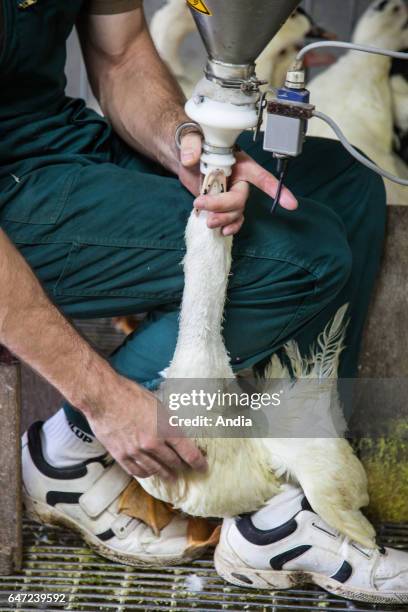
[140,210,282,517]
[390,52,408,165]
[138,209,376,549]
[150,0,197,95]
[150,0,195,80]
[140,435,282,518]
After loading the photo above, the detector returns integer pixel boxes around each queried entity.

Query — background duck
[390,49,408,164]
[307,0,408,204]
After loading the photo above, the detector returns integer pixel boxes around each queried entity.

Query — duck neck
[167,166,235,379]
[175,211,233,354]
[347,42,392,74]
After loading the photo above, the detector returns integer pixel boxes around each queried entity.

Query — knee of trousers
[354,163,387,240]
[258,221,353,318]
[301,200,354,309]
[316,238,353,310]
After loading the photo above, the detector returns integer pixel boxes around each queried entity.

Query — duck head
[353,0,408,50]
[285,7,337,68]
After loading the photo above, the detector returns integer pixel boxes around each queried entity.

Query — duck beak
[292,9,337,68]
[306,23,337,41]
[302,50,336,68]
[303,16,337,68]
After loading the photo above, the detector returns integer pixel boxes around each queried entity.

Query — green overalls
[0,0,386,433]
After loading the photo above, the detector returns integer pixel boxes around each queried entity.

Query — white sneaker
[215,485,408,604]
[22,421,204,566]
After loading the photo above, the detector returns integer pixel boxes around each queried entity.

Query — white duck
[256,8,334,88]
[307,0,408,205]
[150,4,329,94]
[150,0,197,92]
[137,169,376,549]
[390,53,408,165]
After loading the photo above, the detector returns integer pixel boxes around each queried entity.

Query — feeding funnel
[187,0,302,67]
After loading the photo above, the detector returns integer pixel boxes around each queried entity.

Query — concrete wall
[303,0,373,40]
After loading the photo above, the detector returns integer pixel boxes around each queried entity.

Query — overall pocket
[54,241,186,301]
[0,164,77,225]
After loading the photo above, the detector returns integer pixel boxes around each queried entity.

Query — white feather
[391,74,408,134]
[184,574,206,593]
[310,303,349,379]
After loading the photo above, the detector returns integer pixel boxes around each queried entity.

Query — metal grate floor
[0,520,407,612]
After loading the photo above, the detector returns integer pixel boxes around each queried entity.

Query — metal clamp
[253,90,268,142]
[175,122,204,150]
[202,143,235,156]
[205,72,267,93]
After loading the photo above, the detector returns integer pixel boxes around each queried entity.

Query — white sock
[41,409,106,468]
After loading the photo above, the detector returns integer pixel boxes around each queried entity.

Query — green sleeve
[84,0,142,15]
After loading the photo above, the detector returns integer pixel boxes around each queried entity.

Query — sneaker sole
[24,492,206,568]
[214,547,408,605]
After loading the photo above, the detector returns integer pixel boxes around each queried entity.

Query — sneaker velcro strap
[79,463,132,518]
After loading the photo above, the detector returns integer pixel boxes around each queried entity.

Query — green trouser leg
[3,136,386,435]
[64,136,385,433]
[97,138,385,425]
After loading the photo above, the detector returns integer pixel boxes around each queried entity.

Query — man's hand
[179,133,298,236]
[0,230,207,481]
[86,373,208,481]
[80,7,297,237]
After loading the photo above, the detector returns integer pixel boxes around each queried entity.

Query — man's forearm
[79,11,189,174]
[0,230,117,416]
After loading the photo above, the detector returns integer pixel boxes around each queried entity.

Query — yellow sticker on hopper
[187,0,212,16]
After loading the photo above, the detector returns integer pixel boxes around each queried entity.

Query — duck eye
[375,0,389,11]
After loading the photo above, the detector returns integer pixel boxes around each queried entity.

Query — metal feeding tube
[183,0,305,208]
[262,66,312,211]
[263,42,408,189]
[186,87,259,190]
[184,0,408,210]
[183,0,408,208]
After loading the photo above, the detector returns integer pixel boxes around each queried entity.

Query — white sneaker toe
[375,548,408,593]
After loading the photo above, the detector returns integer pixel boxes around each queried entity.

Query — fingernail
[182,150,194,161]
[282,193,298,208]
[194,197,205,207]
